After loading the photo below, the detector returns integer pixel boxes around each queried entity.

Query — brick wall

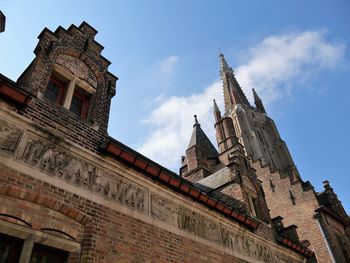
[253,161,332,263]
[0,163,252,263]
[16,22,117,152]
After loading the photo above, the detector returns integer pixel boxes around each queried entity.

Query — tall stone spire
[219,53,250,112]
[253,88,266,113]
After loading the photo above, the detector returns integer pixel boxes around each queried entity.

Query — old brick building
[0,22,345,263]
[180,54,350,262]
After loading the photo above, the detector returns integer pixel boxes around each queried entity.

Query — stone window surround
[45,64,95,113]
[0,219,80,263]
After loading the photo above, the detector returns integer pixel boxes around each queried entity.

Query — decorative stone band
[0,120,22,155]
[150,193,304,263]
[104,138,314,259]
[104,139,260,229]
[0,113,312,261]
[9,130,148,214]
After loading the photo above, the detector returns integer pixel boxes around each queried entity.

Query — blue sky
[1,1,349,212]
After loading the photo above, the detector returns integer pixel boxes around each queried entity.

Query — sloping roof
[195,167,232,191]
[187,120,218,159]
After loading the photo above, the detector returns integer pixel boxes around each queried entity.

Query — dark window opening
[45,77,66,105]
[30,243,68,263]
[70,87,90,119]
[0,233,23,263]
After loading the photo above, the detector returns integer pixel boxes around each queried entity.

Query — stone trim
[0,112,307,262]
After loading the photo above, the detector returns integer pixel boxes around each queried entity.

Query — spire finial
[219,52,231,73]
[193,115,201,127]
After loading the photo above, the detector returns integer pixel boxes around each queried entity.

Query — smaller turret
[179,115,220,182]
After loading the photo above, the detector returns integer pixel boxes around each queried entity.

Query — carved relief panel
[17,133,148,214]
[150,193,301,263]
[0,120,22,155]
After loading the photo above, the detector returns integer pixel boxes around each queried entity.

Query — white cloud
[236,31,345,104]
[138,31,345,171]
[138,81,222,170]
[149,55,179,89]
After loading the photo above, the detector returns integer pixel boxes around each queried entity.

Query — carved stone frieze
[19,135,148,214]
[0,120,22,155]
[150,194,178,225]
[178,207,220,242]
[150,193,301,263]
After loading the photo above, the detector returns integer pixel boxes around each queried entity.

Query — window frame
[70,89,90,120]
[45,76,67,105]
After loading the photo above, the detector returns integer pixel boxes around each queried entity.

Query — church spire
[253,88,266,113]
[219,53,250,112]
[219,52,232,73]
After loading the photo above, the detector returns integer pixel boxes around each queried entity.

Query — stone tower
[219,53,298,180]
[214,53,350,263]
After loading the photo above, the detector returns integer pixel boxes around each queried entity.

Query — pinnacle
[193,114,200,127]
[213,99,220,112]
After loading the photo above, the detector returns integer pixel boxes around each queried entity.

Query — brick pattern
[253,161,332,263]
[15,22,117,153]
[0,22,312,262]
[0,162,252,263]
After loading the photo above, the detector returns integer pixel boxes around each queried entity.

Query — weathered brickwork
[253,161,332,262]
[0,136,303,263]
[0,22,316,262]
[211,53,350,263]
[0,101,305,262]
[16,22,117,153]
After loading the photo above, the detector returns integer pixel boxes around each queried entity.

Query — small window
[30,243,68,263]
[45,77,67,105]
[69,88,90,119]
[45,68,94,120]
[0,233,23,263]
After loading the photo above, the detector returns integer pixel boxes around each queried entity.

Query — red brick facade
[0,22,313,263]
